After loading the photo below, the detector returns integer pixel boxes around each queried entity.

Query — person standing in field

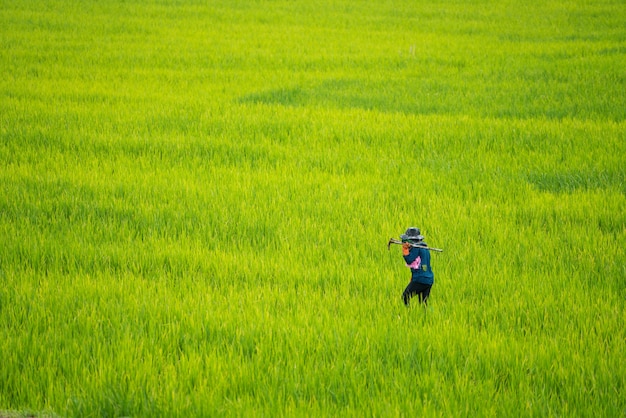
[400,227,434,306]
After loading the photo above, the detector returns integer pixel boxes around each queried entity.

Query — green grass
[1,0,625,416]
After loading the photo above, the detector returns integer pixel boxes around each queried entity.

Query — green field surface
[1,0,625,416]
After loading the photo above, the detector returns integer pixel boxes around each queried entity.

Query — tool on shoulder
[387,238,443,252]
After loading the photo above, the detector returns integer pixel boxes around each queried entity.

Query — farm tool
[387,238,444,252]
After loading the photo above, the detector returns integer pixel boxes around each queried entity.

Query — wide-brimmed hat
[401,227,424,242]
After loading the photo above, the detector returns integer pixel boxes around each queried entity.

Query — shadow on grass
[527,170,625,195]
[239,77,626,121]
[238,78,453,115]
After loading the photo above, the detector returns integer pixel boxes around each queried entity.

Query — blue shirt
[403,244,434,285]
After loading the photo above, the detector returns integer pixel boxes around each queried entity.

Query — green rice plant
[1,0,625,416]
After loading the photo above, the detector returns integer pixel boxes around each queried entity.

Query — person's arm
[402,244,422,269]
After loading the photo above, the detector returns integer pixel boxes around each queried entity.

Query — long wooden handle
[387,238,444,252]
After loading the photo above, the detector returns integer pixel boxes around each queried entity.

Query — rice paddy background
[1,0,625,416]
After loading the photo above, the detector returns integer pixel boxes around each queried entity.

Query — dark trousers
[402,281,431,306]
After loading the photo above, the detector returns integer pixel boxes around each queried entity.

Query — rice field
[1,0,625,416]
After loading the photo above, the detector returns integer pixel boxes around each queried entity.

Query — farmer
[400,227,434,306]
